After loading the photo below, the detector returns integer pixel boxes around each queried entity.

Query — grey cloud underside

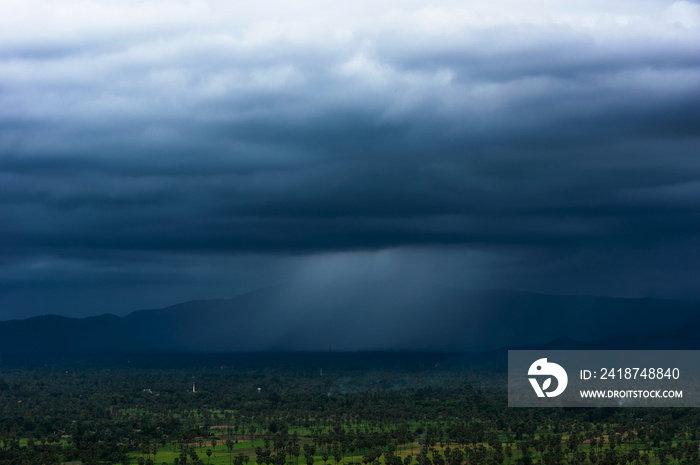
[1,4,700,319]
[2,140,699,256]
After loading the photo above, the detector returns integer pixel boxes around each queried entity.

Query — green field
[0,355,697,465]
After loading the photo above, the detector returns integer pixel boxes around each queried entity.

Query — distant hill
[0,286,699,354]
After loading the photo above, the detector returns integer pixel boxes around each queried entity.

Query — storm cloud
[1,0,699,319]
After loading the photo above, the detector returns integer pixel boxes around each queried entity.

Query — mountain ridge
[1,287,698,353]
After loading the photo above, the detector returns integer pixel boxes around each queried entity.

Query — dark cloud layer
[0,0,699,320]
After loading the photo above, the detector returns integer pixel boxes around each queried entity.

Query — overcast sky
[1,0,699,320]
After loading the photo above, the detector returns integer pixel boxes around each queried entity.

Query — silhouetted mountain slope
[1,286,699,353]
[509,319,700,351]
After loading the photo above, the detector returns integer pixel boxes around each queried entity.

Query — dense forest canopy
[0,353,697,465]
